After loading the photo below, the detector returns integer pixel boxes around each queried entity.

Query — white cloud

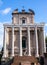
[0,21,11,50]
[2,8,11,14]
[46,33,47,36]
[0,22,3,50]
[45,23,47,26]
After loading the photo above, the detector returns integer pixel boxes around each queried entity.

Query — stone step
[11,56,39,65]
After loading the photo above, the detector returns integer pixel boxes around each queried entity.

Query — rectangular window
[22,20,25,24]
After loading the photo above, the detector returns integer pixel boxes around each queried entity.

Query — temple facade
[3,9,46,59]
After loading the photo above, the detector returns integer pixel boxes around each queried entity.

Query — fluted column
[3,27,7,58]
[12,27,14,56]
[28,27,31,56]
[20,27,22,56]
[43,27,46,53]
[35,26,39,57]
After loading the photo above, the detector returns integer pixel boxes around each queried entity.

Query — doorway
[22,36,27,55]
[22,36,26,49]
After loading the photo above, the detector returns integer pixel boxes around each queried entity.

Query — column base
[35,54,39,58]
[1,57,6,62]
[19,54,22,56]
[1,55,7,62]
[11,54,14,57]
[20,52,22,56]
[28,54,31,56]
[2,54,7,58]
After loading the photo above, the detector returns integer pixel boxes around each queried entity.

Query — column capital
[20,27,22,30]
[4,26,7,30]
[28,27,30,29]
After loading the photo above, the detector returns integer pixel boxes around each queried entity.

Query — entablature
[3,23,45,28]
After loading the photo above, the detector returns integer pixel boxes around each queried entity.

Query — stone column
[39,29,44,56]
[20,27,22,56]
[43,27,46,53]
[35,26,39,57]
[12,27,14,57]
[3,27,7,58]
[28,27,31,56]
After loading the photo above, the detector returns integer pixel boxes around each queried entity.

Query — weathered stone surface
[11,56,38,65]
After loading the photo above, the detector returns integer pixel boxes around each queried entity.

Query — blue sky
[0,0,47,50]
